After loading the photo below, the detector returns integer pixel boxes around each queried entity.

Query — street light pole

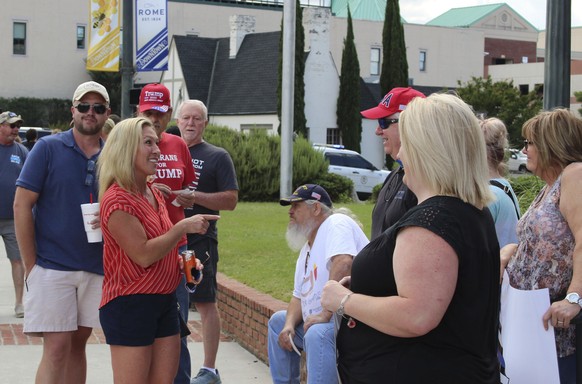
[543,0,571,110]
[121,0,134,118]
[280,0,296,198]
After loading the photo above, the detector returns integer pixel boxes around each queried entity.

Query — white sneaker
[15,304,24,318]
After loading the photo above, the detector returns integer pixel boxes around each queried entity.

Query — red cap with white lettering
[139,83,171,113]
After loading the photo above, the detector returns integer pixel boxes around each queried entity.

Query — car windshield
[325,153,376,170]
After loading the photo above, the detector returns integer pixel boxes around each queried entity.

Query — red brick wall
[483,38,538,77]
[216,272,287,364]
[485,38,537,65]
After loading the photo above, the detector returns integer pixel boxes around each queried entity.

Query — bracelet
[337,293,353,318]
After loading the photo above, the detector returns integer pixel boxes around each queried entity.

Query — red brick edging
[1,271,283,366]
[217,272,287,364]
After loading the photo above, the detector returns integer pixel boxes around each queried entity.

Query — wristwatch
[565,292,582,307]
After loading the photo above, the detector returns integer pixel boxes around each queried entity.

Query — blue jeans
[174,245,191,384]
[267,310,338,384]
[558,353,576,384]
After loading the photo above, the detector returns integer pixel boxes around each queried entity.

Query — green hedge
[203,126,353,202]
[0,97,71,129]
[508,174,545,215]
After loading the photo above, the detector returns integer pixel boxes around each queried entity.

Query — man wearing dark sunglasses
[0,111,28,319]
[14,81,110,384]
[360,87,425,240]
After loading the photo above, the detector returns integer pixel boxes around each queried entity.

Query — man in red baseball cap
[138,83,198,384]
[361,87,425,240]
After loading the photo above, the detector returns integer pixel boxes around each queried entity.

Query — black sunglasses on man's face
[75,103,107,115]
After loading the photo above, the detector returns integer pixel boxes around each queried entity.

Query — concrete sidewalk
[0,249,271,383]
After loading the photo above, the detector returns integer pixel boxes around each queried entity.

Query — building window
[419,50,427,72]
[77,26,86,49]
[493,57,514,65]
[519,84,529,95]
[326,128,340,145]
[240,123,273,132]
[13,22,26,55]
[370,48,381,76]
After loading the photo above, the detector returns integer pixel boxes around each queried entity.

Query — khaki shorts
[0,220,22,261]
[24,265,103,336]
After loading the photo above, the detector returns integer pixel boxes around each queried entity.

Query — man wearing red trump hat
[361,87,425,240]
[138,83,197,384]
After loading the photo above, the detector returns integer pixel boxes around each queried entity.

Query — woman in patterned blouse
[504,109,582,384]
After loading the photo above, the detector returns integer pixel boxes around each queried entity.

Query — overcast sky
[398,0,582,30]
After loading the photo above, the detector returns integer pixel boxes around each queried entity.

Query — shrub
[0,97,71,128]
[370,183,383,203]
[508,174,545,215]
[203,126,351,202]
[313,172,353,203]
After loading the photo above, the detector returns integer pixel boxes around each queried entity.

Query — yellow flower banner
[86,0,120,72]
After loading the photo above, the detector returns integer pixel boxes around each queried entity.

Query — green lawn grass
[217,201,374,303]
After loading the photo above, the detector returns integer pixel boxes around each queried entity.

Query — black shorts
[188,238,218,303]
[99,293,179,346]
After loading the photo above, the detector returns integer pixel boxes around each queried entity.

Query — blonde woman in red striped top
[97,117,219,384]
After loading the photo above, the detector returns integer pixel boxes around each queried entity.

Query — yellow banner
[86,0,120,72]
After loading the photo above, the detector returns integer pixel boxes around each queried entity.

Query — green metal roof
[426,3,505,27]
[426,3,537,31]
[331,0,406,23]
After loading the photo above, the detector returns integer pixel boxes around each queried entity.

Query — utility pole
[280,0,296,198]
[121,0,134,118]
[543,0,571,110]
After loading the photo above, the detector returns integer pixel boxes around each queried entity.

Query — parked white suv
[507,149,528,173]
[314,144,390,200]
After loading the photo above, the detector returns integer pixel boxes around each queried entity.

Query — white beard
[285,220,315,252]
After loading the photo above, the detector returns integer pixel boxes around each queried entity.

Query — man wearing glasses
[176,100,239,384]
[14,81,110,383]
[360,87,425,240]
[0,111,27,318]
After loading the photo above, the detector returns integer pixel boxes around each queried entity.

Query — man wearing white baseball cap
[14,80,110,383]
[361,87,425,240]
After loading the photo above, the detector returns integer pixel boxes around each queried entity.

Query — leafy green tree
[336,6,362,152]
[277,0,307,137]
[456,76,542,146]
[380,0,409,95]
[88,70,122,116]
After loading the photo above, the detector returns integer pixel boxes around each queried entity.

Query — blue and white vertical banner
[135,0,168,72]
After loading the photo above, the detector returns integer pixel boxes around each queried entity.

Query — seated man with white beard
[268,184,369,384]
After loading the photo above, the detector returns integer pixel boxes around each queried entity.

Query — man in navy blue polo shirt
[14,81,110,384]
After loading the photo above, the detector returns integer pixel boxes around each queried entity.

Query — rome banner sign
[86,0,121,72]
[135,0,169,72]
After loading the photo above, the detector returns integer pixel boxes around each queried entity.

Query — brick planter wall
[216,272,287,364]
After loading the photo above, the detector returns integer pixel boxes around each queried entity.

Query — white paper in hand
[288,333,301,356]
[171,188,193,207]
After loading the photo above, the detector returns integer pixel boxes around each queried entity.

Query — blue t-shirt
[0,142,28,219]
[16,130,104,274]
[488,178,520,247]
